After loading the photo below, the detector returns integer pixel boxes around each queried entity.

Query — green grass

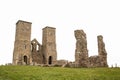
[0,66,120,80]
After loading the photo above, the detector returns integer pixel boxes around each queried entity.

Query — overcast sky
[0,0,120,67]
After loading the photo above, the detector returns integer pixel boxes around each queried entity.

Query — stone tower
[75,30,88,67]
[42,27,57,65]
[13,20,32,65]
[97,35,108,67]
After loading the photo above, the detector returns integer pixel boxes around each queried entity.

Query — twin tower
[13,20,57,65]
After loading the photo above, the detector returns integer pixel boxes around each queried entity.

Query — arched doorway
[24,56,27,64]
[48,56,52,64]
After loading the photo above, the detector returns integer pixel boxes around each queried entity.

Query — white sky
[0,0,120,67]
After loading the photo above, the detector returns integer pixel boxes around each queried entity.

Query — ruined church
[13,20,108,67]
[13,20,57,65]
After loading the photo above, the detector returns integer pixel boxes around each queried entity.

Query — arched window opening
[37,45,39,51]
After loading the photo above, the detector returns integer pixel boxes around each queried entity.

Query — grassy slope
[0,66,120,80]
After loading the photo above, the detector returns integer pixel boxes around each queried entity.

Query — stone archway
[48,56,52,64]
[24,55,27,64]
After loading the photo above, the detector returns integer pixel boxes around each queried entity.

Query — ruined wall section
[88,56,101,67]
[31,39,43,64]
[88,35,108,67]
[97,35,108,67]
[75,30,88,67]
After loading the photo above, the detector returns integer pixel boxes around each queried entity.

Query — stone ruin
[74,30,88,67]
[13,20,57,65]
[13,20,108,67]
[74,30,108,67]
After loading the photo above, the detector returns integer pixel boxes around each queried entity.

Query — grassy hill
[0,66,120,80]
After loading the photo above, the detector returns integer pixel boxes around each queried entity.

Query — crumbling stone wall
[74,30,108,68]
[88,56,101,67]
[31,39,43,64]
[97,35,108,67]
[74,30,88,67]
[56,60,68,66]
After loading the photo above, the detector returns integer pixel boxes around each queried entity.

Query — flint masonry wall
[74,30,88,67]
[74,30,108,67]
